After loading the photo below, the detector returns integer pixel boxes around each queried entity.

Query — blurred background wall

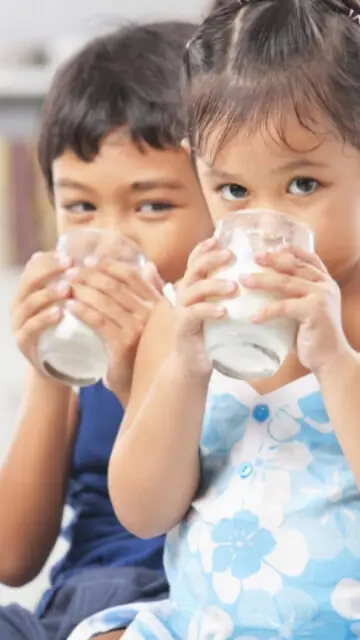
[0,0,204,609]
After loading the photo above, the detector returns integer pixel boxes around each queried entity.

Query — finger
[178,302,227,331]
[278,245,327,273]
[67,299,143,349]
[68,269,156,318]
[184,249,234,286]
[12,282,71,330]
[86,259,161,302]
[15,306,63,350]
[250,297,309,324]
[240,271,318,298]
[254,251,324,283]
[71,283,133,329]
[187,237,218,266]
[141,262,164,292]
[15,252,72,304]
[179,278,238,307]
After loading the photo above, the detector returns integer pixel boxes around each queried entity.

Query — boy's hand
[173,237,238,379]
[240,246,349,375]
[65,260,163,402]
[11,251,72,371]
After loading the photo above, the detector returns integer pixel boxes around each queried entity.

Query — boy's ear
[181,138,191,154]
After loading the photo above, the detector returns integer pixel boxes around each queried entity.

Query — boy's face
[52,131,212,283]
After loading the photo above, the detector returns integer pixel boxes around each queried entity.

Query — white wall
[0,0,203,49]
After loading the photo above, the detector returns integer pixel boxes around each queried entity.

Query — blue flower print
[298,391,329,425]
[288,467,360,561]
[200,393,250,495]
[238,587,350,640]
[201,393,249,457]
[212,512,276,579]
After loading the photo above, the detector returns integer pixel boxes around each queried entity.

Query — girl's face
[196,113,360,282]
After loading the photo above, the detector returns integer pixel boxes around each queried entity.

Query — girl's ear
[181,138,191,155]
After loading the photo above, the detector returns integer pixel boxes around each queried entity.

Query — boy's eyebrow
[54,178,94,191]
[130,179,184,192]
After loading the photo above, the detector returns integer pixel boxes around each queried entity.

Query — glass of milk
[37,228,145,388]
[204,210,314,380]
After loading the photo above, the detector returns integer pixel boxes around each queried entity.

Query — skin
[0,130,212,607]
[108,110,360,539]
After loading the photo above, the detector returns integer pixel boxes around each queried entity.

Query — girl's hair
[185,0,360,158]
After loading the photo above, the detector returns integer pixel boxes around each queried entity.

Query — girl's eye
[217,184,248,201]
[64,202,95,214]
[138,202,174,214]
[288,178,319,196]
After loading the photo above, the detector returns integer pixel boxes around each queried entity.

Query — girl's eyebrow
[273,159,328,174]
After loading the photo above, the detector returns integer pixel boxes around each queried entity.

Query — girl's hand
[173,237,238,379]
[65,259,163,401]
[11,251,72,371]
[241,246,349,375]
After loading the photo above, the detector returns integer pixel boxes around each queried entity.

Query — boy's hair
[185,0,360,157]
[39,21,196,194]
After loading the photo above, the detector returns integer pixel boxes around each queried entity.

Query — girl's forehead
[200,112,348,170]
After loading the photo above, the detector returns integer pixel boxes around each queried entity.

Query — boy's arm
[109,298,209,539]
[0,368,78,586]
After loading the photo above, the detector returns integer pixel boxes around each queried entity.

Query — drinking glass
[37,228,145,387]
[204,210,314,380]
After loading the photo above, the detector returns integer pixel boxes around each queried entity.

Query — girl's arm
[108,298,209,539]
[317,349,360,486]
[108,238,234,539]
[0,369,78,586]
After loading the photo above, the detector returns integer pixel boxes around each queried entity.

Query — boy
[0,21,212,640]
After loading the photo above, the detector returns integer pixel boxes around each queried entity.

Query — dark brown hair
[185,0,360,158]
[38,21,197,194]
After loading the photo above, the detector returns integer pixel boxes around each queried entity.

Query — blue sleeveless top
[37,382,166,616]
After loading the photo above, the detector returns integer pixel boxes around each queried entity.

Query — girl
[70,0,360,638]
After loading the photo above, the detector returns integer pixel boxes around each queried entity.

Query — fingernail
[84,256,98,268]
[49,306,61,317]
[214,306,226,318]
[254,253,267,263]
[241,275,254,285]
[223,281,237,292]
[220,250,232,261]
[251,310,263,323]
[57,254,72,269]
[66,268,79,281]
[66,300,77,311]
[55,281,70,295]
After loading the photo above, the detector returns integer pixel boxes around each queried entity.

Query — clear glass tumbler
[37,228,145,387]
[204,210,314,380]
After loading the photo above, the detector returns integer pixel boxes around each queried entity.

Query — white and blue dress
[68,372,360,639]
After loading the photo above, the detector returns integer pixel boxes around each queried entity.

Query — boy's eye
[137,202,174,214]
[288,178,319,196]
[217,184,248,201]
[64,202,95,214]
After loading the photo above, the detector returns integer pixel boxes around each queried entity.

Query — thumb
[141,262,164,292]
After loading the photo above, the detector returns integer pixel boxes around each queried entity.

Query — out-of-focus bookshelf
[0,66,56,268]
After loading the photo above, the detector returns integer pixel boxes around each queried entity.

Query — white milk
[38,308,108,387]
[204,229,296,380]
